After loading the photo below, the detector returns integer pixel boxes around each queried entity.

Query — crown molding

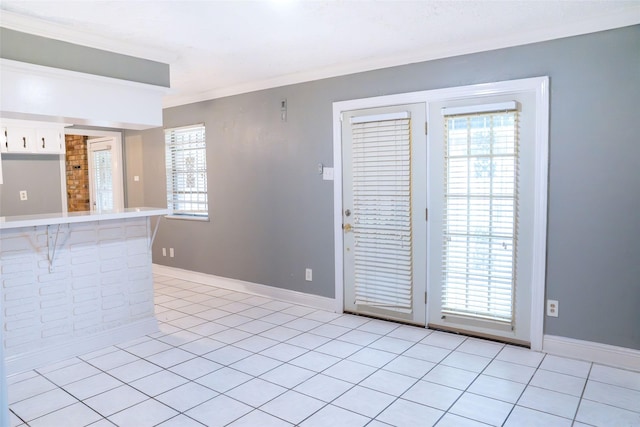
[163,6,640,108]
[0,10,178,64]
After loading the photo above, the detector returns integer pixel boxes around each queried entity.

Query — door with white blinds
[88,137,124,212]
[342,104,427,325]
[427,93,537,345]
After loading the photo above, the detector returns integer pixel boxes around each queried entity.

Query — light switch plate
[322,167,334,181]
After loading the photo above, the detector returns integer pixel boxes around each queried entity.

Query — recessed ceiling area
[1,1,638,107]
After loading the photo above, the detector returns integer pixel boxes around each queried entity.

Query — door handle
[343,223,353,232]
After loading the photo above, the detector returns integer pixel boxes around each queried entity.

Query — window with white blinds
[441,107,519,323]
[165,124,208,217]
[93,149,113,211]
[351,115,413,312]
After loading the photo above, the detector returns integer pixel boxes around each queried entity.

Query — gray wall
[0,155,63,216]
[124,134,145,208]
[130,25,640,350]
[0,28,170,88]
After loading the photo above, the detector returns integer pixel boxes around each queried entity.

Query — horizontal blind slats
[165,125,208,216]
[441,111,518,322]
[351,117,413,312]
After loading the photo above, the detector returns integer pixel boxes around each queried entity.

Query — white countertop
[0,207,169,230]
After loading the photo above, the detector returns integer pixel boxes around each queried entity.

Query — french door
[427,91,538,345]
[335,78,548,348]
[342,104,427,325]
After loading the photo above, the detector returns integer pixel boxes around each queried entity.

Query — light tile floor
[8,275,640,426]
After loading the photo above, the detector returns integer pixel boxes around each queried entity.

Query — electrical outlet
[547,299,559,317]
[19,190,28,201]
[169,248,175,258]
[162,248,167,257]
[305,268,312,281]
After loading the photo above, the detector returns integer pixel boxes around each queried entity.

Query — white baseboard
[153,264,336,312]
[5,317,158,375]
[543,335,640,372]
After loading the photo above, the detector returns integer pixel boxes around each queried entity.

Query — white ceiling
[1,1,639,108]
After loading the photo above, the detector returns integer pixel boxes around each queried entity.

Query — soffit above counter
[0,58,168,130]
[0,27,170,130]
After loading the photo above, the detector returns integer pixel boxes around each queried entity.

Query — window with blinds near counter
[351,114,413,312]
[93,149,114,211]
[441,106,519,323]
[165,124,208,217]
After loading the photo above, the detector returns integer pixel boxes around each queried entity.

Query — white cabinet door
[6,127,35,153]
[0,127,7,153]
[36,128,64,154]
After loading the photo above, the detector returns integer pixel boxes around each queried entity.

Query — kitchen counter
[0,207,167,374]
[0,207,168,229]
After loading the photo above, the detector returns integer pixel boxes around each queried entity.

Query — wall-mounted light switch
[322,167,334,181]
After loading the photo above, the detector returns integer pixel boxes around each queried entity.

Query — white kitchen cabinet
[0,127,7,153]
[35,128,64,154]
[6,126,34,153]
[0,120,67,154]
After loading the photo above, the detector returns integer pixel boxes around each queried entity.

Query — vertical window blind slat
[165,125,208,217]
[441,111,519,322]
[351,117,414,312]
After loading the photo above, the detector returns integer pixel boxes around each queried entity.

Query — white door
[427,92,538,345]
[342,104,427,325]
[88,137,124,212]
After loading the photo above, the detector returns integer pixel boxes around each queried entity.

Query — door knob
[343,223,353,232]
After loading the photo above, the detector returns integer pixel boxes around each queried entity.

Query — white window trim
[332,76,549,351]
[164,214,210,222]
[164,124,209,220]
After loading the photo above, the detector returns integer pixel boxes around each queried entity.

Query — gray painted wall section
[0,28,170,88]
[130,25,640,350]
[124,134,145,208]
[0,155,63,216]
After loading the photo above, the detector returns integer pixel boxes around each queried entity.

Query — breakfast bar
[0,207,168,374]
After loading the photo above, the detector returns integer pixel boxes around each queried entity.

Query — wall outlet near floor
[169,248,175,258]
[162,248,167,257]
[547,299,559,317]
[305,268,312,281]
[19,190,28,201]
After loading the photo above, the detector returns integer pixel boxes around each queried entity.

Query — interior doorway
[63,129,124,213]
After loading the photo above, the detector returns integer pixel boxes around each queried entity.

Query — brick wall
[65,135,90,212]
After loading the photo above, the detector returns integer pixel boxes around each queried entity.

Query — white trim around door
[333,76,549,350]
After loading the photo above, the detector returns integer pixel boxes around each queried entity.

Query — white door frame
[64,129,124,212]
[332,76,549,350]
